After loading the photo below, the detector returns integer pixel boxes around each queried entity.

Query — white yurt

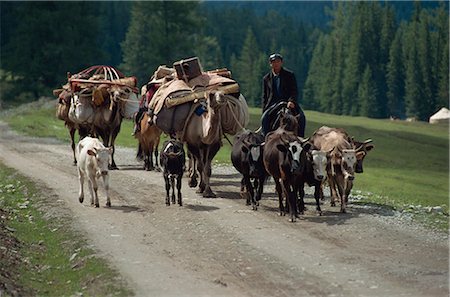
[429,107,450,124]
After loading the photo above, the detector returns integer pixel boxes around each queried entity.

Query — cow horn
[300,137,310,144]
[167,151,182,157]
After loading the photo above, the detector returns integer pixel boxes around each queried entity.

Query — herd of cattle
[55,66,374,222]
[74,108,373,223]
[232,112,374,222]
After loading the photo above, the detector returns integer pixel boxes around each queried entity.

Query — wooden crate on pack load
[173,57,203,82]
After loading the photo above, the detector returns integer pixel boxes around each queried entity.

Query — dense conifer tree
[231,28,265,106]
[121,1,204,85]
[386,29,405,119]
[1,2,104,99]
[359,65,379,118]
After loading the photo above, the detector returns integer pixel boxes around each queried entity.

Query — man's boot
[147,108,154,125]
[131,123,139,136]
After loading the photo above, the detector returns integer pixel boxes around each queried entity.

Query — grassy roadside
[2,98,449,232]
[0,162,133,296]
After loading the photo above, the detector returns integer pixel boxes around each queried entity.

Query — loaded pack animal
[154,91,248,198]
[76,137,112,208]
[263,112,311,222]
[147,61,248,198]
[181,91,226,197]
[91,84,134,169]
[55,66,139,169]
[160,139,186,206]
[231,130,267,210]
[135,112,162,171]
[54,87,91,165]
[310,126,374,213]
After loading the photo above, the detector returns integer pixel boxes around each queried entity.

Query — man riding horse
[261,53,306,137]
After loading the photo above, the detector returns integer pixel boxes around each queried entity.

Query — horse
[135,113,162,171]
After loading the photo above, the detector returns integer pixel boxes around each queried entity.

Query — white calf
[76,137,112,207]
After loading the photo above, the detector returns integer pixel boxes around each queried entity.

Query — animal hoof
[155,167,161,172]
[106,202,111,207]
[330,202,336,207]
[341,208,346,213]
[189,180,198,188]
[109,164,119,170]
[79,196,84,203]
[95,204,100,208]
[202,191,216,198]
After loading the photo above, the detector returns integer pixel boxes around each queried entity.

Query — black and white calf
[160,139,186,206]
[231,130,268,210]
[296,147,329,216]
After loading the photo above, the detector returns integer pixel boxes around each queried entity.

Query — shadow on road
[185,204,220,212]
[105,205,145,213]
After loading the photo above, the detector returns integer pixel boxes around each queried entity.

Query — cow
[263,113,310,222]
[312,126,374,173]
[231,130,267,210]
[295,147,329,216]
[310,127,361,213]
[160,139,186,206]
[76,137,112,208]
[352,138,374,173]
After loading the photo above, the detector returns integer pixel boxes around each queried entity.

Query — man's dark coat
[261,67,298,111]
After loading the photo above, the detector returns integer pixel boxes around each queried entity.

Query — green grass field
[0,163,132,296]
[3,100,449,230]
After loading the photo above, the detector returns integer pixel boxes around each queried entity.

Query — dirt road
[0,122,448,297]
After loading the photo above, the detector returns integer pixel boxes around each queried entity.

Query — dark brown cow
[263,113,310,222]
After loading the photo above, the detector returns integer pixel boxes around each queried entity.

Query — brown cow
[135,113,162,171]
[310,127,359,213]
[312,126,374,173]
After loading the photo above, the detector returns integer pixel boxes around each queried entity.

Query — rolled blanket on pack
[165,83,240,108]
[220,94,249,135]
